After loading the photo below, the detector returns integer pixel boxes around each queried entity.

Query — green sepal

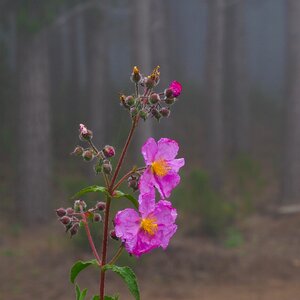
[72,185,108,199]
[75,284,88,300]
[70,259,99,284]
[113,190,139,209]
[103,264,140,300]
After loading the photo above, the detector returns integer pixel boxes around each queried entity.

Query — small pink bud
[149,93,160,105]
[96,201,106,211]
[102,160,112,174]
[60,216,72,225]
[82,150,94,161]
[70,223,79,236]
[79,124,93,140]
[71,146,84,156]
[160,107,171,118]
[103,145,115,158]
[56,208,66,217]
[66,207,74,215]
[93,213,102,222]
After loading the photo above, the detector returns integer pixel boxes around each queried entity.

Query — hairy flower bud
[164,97,175,105]
[74,200,87,212]
[139,109,148,121]
[103,145,115,158]
[96,201,106,211]
[130,107,138,118]
[60,216,72,225]
[56,208,66,217]
[70,223,79,237]
[102,160,112,174]
[79,124,93,140]
[110,229,119,241]
[130,66,142,83]
[82,150,94,161]
[128,175,139,191]
[66,207,74,215]
[125,95,135,107]
[164,88,174,99]
[71,146,84,156]
[149,93,160,105]
[151,108,161,120]
[160,107,171,118]
[93,213,102,222]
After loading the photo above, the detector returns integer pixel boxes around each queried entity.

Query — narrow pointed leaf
[103,264,140,300]
[75,284,88,300]
[72,185,108,199]
[70,259,99,284]
[113,190,139,209]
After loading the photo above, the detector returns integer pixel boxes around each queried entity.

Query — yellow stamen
[151,159,170,177]
[140,217,158,235]
[149,65,160,80]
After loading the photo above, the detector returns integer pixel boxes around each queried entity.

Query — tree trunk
[204,0,225,189]
[18,32,52,223]
[282,0,300,203]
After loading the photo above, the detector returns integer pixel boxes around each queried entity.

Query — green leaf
[113,190,139,209]
[72,185,108,199]
[70,259,99,284]
[103,265,140,300]
[91,297,100,300]
[92,295,119,300]
[75,284,88,300]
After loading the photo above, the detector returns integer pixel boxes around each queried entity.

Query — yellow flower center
[140,217,158,235]
[151,159,170,177]
[133,66,139,74]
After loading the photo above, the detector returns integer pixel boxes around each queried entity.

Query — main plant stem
[99,117,138,300]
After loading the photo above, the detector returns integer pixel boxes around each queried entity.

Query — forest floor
[1,212,300,300]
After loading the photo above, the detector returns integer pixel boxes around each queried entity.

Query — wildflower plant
[56,66,184,300]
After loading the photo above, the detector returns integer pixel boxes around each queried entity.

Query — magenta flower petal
[154,172,181,199]
[155,138,179,161]
[138,188,155,217]
[132,231,161,257]
[141,137,158,164]
[114,208,140,253]
[169,81,182,97]
[168,158,185,172]
[139,168,155,195]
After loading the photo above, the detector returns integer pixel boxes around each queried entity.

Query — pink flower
[79,123,88,135]
[114,192,177,257]
[139,138,185,199]
[169,81,182,97]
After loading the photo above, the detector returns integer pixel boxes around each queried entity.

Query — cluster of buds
[121,66,182,122]
[127,173,140,191]
[71,123,116,176]
[56,199,106,237]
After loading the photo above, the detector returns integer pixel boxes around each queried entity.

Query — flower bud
[144,76,155,89]
[96,201,106,211]
[164,88,174,99]
[130,66,142,83]
[110,229,119,241]
[79,124,93,140]
[160,107,171,118]
[149,93,160,105]
[102,160,112,174]
[82,150,94,161]
[128,175,139,191]
[151,108,161,120]
[125,95,135,107]
[56,208,66,217]
[103,145,115,158]
[93,213,102,222]
[139,109,148,121]
[164,97,175,105]
[60,216,72,225]
[120,94,129,109]
[71,146,84,156]
[74,200,87,212]
[130,107,138,118]
[70,223,79,237]
[66,207,74,215]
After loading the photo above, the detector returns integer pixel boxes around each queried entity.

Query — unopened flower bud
[130,66,142,83]
[110,229,119,241]
[149,93,160,105]
[82,150,94,161]
[96,201,106,211]
[144,76,155,89]
[128,175,139,191]
[56,208,66,217]
[60,216,72,225]
[70,223,79,237]
[130,107,138,118]
[160,107,171,118]
[120,94,129,109]
[102,160,112,174]
[66,207,74,215]
[103,145,115,158]
[74,200,87,212]
[164,97,175,105]
[164,88,174,99]
[93,213,102,222]
[125,95,135,107]
[79,124,93,140]
[145,66,160,88]
[139,109,148,121]
[72,146,84,156]
[151,108,161,120]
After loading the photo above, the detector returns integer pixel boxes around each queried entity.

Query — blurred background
[1,0,300,299]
